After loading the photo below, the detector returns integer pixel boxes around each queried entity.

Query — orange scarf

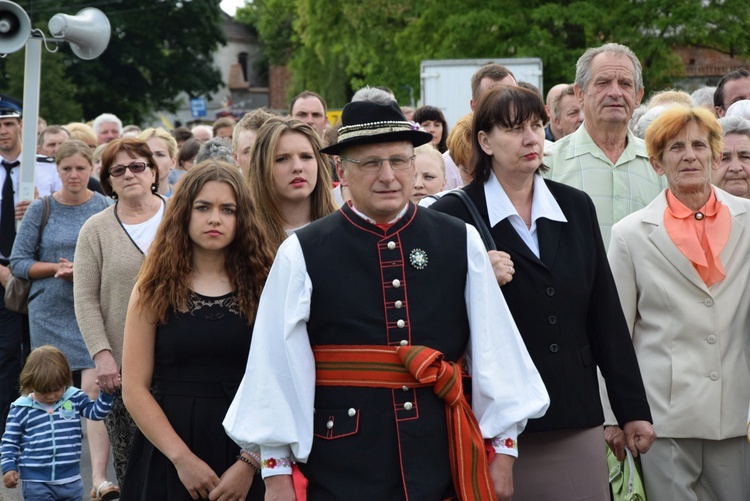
[664,189,730,287]
[314,344,496,501]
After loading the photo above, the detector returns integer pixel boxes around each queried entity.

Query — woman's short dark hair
[472,85,549,183]
[177,138,201,167]
[100,138,159,198]
[171,126,193,143]
[413,105,449,153]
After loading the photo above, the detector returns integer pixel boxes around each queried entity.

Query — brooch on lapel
[409,248,428,270]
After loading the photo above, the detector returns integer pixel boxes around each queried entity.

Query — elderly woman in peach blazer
[605,105,750,501]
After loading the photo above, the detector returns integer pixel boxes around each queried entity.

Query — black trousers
[0,288,29,437]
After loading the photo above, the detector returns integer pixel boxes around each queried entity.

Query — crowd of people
[0,39,748,501]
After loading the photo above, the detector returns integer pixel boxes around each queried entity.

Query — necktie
[0,160,19,257]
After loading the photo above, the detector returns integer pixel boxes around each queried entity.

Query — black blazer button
[546,287,555,296]
[548,315,557,324]
[549,344,560,353]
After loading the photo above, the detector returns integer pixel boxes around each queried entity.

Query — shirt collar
[1,154,21,165]
[348,202,409,225]
[562,124,647,164]
[484,172,567,227]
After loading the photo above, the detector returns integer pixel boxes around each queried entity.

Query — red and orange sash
[314,344,496,501]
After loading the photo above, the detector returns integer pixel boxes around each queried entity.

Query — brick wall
[269,65,292,111]
[675,47,750,78]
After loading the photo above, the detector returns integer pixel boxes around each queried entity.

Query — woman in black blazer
[431,85,654,500]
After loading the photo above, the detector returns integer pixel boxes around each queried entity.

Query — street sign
[190,97,207,118]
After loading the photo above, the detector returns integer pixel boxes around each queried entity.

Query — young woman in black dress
[120,160,273,500]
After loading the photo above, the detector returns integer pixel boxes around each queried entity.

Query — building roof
[223,12,257,42]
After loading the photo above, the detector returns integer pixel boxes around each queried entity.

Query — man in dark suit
[0,96,30,437]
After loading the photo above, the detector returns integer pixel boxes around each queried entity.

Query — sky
[220,0,246,16]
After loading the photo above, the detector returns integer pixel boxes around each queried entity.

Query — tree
[237,0,297,66]
[6,0,227,124]
[0,35,83,124]
[241,0,750,105]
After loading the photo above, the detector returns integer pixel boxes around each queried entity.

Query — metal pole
[19,36,40,206]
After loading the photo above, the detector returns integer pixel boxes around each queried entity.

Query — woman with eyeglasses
[74,138,166,495]
[246,116,336,253]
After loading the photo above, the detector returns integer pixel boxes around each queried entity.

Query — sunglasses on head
[109,161,148,177]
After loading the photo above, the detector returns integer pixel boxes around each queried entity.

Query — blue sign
[190,98,207,118]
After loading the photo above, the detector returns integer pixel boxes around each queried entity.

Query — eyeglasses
[109,161,148,177]
[340,155,415,172]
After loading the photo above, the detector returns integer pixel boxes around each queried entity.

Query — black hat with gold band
[320,100,432,156]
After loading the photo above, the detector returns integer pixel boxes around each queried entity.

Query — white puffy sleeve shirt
[223,225,549,477]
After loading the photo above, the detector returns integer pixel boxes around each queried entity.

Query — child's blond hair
[19,345,72,395]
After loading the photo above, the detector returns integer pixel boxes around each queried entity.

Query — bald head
[546,84,569,109]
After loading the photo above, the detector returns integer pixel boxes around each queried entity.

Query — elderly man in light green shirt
[545,43,665,247]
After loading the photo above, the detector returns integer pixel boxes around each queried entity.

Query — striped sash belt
[313,344,496,501]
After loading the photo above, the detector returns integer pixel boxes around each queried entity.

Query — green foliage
[241,0,750,109]
[5,0,226,124]
[238,0,298,65]
[0,40,83,124]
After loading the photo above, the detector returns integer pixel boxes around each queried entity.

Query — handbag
[442,189,497,251]
[607,446,648,501]
[4,196,51,314]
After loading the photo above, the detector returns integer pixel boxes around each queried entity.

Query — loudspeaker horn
[48,7,110,60]
[0,1,30,55]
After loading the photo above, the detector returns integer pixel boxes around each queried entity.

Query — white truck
[420,58,544,128]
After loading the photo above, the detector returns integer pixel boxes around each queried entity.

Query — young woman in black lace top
[120,160,274,501]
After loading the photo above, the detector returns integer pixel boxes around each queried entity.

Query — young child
[1,345,116,500]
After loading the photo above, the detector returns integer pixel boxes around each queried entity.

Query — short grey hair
[552,85,576,120]
[718,115,750,140]
[351,86,395,105]
[691,86,716,108]
[195,137,235,165]
[37,125,70,148]
[92,113,122,134]
[575,43,643,93]
[633,105,666,139]
[121,124,142,138]
[191,124,214,140]
[725,100,750,120]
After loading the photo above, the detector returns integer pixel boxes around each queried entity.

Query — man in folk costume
[224,100,549,501]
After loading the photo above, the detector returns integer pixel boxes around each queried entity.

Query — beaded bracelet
[236,454,260,474]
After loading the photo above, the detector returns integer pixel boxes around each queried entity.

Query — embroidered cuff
[491,436,519,458]
[260,446,294,478]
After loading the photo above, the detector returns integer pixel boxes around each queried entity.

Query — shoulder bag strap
[34,196,51,260]
[443,189,497,251]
